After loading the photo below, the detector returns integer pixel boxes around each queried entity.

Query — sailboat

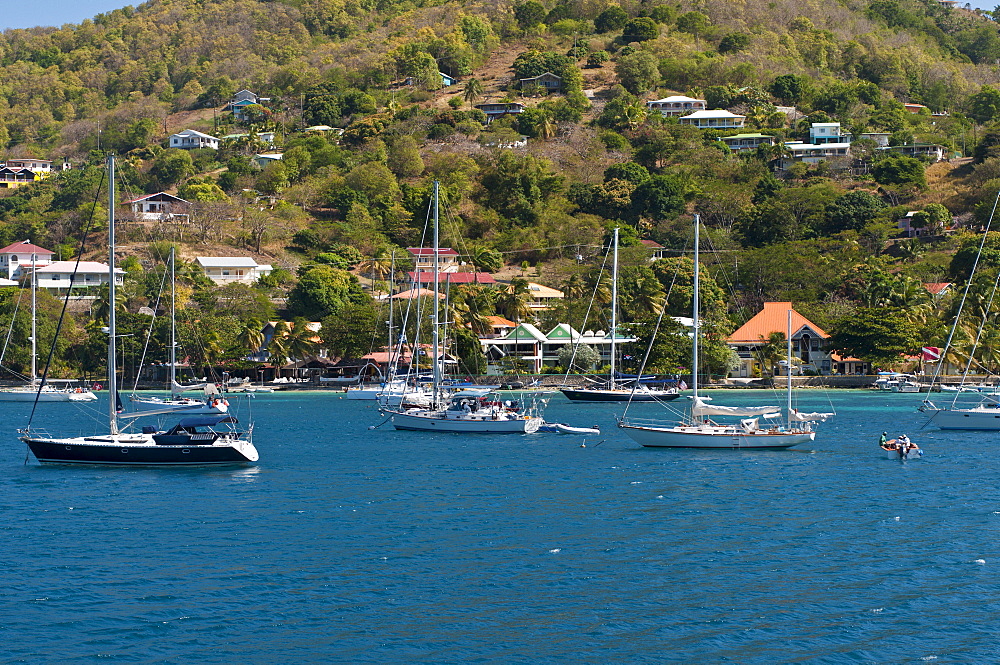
[0,248,97,402]
[384,182,543,433]
[19,154,258,466]
[128,247,228,416]
[617,214,831,449]
[560,227,681,403]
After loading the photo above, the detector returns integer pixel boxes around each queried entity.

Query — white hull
[391,409,541,433]
[130,397,228,415]
[921,406,1000,430]
[0,388,97,402]
[883,446,922,460]
[620,422,814,449]
[555,423,601,435]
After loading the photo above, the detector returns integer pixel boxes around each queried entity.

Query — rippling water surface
[3,389,1000,662]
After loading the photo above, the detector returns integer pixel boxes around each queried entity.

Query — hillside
[2,0,1000,377]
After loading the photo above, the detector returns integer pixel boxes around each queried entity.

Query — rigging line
[27,163,106,431]
[559,239,612,387]
[130,259,169,394]
[933,187,1000,408]
[623,232,692,420]
[0,283,26,365]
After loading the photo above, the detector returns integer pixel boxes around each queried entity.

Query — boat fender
[95,383,102,390]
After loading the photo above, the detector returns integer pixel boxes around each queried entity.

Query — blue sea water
[2,389,1000,662]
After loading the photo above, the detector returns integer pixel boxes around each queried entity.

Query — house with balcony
[726,301,835,376]
[775,141,852,171]
[479,323,636,374]
[677,109,746,129]
[473,101,526,123]
[519,72,563,92]
[0,240,54,279]
[35,261,124,293]
[878,143,945,162]
[169,129,220,150]
[719,133,776,153]
[125,192,191,222]
[196,257,274,284]
[407,247,461,272]
[526,282,564,311]
[809,122,851,145]
[647,95,706,117]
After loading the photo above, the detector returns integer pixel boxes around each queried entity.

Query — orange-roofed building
[727,302,840,377]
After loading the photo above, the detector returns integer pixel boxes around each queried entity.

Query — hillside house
[407,271,496,286]
[719,133,775,153]
[776,142,852,171]
[35,261,124,293]
[678,110,746,129]
[407,247,461,272]
[640,239,669,259]
[169,129,220,150]
[647,95,706,117]
[479,323,636,374]
[125,192,190,222]
[474,102,526,122]
[878,143,945,162]
[253,153,284,168]
[0,240,54,279]
[809,122,851,144]
[904,103,929,114]
[196,257,273,284]
[526,282,564,311]
[519,72,563,92]
[727,302,836,376]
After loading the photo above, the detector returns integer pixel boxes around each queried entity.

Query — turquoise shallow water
[2,389,1000,662]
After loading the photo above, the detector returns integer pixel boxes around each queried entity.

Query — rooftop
[0,240,53,255]
[727,302,829,344]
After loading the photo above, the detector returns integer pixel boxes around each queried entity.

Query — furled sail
[171,379,207,396]
[691,396,779,418]
[790,410,835,422]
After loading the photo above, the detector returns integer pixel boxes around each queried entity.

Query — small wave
[870,608,883,614]
[975,559,986,565]
[630,481,642,485]
[549,548,561,554]
[656,495,664,499]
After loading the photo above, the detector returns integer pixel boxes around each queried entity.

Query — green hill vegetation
[3,0,1000,379]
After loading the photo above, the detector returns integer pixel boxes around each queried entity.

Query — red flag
[922,346,940,361]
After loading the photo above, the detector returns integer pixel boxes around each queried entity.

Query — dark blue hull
[23,437,255,466]
[560,388,681,402]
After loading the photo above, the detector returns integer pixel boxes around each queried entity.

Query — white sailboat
[560,228,682,403]
[19,154,258,465]
[617,214,830,449]
[384,181,543,434]
[129,247,228,416]
[0,249,97,402]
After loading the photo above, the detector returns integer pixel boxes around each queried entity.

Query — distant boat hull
[921,405,1000,430]
[0,388,97,402]
[620,422,814,449]
[560,387,681,402]
[555,423,601,435]
[129,397,228,415]
[21,433,258,465]
[391,410,541,433]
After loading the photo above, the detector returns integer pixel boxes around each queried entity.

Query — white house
[35,261,125,292]
[719,133,776,153]
[407,247,461,272]
[479,322,636,374]
[0,240,54,279]
[776,141,852,170]
[169,129,220,150]
[125,192,190,222]
[646,95,706,117]
[526,282,564,311]
[196,257,274,284]
[809,122,851,145]
[677,109,746,129]
[253,153,283,168]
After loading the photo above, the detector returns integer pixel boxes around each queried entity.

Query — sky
[0,2,137,31]
[0,0,997,30]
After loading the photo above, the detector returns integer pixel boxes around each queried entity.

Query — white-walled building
[196,257,274,284]
[0,240,54,279]
[169,129,220,150]
[647,95,707,117]
[677,110,746,129]
[35,261,124,292]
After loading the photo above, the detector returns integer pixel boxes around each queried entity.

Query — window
[10,256,16,263]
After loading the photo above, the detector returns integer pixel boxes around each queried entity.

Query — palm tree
[286,317,319,360]
[755,331,786,377]
[464,78,483,106]
[622,273,665,319]
[358,251,393,282]
[235,319,266,359]
[562,274,586,300]
[497,279,532,322]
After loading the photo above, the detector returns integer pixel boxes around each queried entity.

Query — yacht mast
[692,214,700,402]
[107,154,119,435]
[170,246,176,392]
[431,180,440,407]
[610,227,618,388]
[30,251,36,384]
[787,308,793,428]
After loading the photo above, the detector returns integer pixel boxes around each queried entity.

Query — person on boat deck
[898,434,910,449]
[879,432,888,447]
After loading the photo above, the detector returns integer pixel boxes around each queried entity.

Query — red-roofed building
[727,302,841,376]
[640,239,669,260]
[924,282,951,297]
[407,271,496,285]
[483,315,516,338]
[0,240,54,279]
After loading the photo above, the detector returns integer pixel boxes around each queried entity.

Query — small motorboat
[880,437,922,460]
[555,423,602,435]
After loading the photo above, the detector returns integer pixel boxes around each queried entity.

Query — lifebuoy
[94,383,102,390]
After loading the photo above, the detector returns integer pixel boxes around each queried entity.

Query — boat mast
[170,246,176,392]
[610,227,618,388]
[692,214,700,403]
[431,180,440,407]
[107,154,119,435]
[30,251,36,384]
[387,249,395,381]
[787,307,792,428]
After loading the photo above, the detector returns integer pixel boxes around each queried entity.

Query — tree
[969,85,1000,124]
[769,74,806,105]
[149,149,194,190]
[630,174,688,221]
[824,190,887,233]
[622,17,659,42]
[675,11,711,40]
[236,319,266,357]
[830,307,919,366]
[464,77,483,105]
[387,135,424,177]
[587,50,610,68]
[558,342,600,372]
[718,33,750,54]
[872,154,927,189]
[286,265,361,319]
[595,7,628,33]
[514,1,546,30]
[614,51,660,95]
